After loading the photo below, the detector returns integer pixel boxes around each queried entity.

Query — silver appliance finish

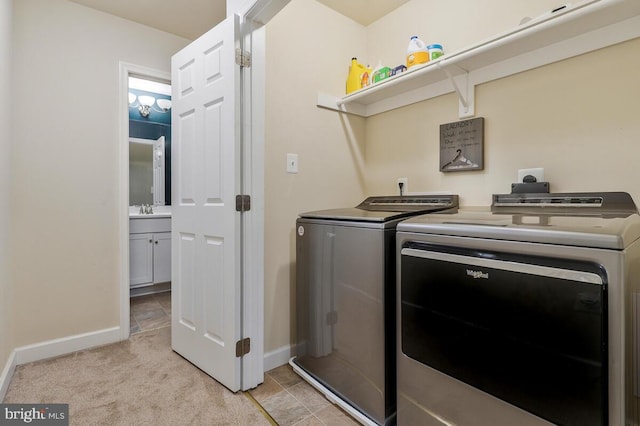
[396,192,640,425]
[292,195,458,426]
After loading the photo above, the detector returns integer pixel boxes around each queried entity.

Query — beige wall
[264,0,367,353]
[0,0,12,369]
[264,0,640,357]
[10,0,188,346]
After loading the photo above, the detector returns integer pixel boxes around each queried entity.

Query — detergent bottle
[406,36,429,68]
[371,61,391,84]
[346,58,371,94]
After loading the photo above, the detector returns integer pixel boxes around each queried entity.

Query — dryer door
[400,242,608,426]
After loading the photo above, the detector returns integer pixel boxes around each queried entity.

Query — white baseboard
[0,350,16,401]
[1,326,123,401]
[14,326,122,366]
[263,344,291,372]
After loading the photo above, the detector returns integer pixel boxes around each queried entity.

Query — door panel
[153,232,171,283]
[129,233,153,286]
[177,232,196,329]
[204,100,223,201]
[204,236,225,342]
[171,14,241,392]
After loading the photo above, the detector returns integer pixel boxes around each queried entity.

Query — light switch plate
[286,153,298,173]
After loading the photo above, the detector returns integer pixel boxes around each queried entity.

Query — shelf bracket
[441,65,475,119]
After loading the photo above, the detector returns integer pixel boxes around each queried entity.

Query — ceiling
[315,0,409,26]
[68,0,409,40]
[68,0,227,40]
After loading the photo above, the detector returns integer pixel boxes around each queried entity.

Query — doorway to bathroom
[119,63,173,340]
[128,75,173,298]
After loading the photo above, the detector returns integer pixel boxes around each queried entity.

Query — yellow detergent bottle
[346,57,371,94]
[406,36,429,68]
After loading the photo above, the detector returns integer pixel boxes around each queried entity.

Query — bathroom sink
[129,206,172,219]
[129,212,172,219]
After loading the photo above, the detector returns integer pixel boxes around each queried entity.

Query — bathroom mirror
[129,137,165,206]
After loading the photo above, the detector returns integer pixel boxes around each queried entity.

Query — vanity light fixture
[156,99,172,112]
[137,95,156,117]
[128,92,172,117]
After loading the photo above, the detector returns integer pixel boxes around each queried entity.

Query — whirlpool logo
[466,269,489,279]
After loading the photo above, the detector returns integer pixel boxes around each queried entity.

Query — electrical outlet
[286,153,298,173]
[517,168,544,183]
[397,177,408,195]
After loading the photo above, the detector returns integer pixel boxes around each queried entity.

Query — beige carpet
[3,327,272,425]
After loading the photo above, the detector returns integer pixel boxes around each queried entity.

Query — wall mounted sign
[439,117,484,172]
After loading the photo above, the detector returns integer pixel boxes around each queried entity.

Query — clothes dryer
[397,192,640,426]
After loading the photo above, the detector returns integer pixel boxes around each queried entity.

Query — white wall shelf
[317,0,640,119]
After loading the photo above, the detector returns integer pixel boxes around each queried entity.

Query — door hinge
[236,195,251,212]
[236,337,251,357]
[235,48,251,68]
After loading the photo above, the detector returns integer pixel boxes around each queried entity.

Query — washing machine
[290,194,458,426]
[396,191,640,426]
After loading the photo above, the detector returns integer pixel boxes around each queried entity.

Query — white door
[153,136,165,205]
[171,14,243,391]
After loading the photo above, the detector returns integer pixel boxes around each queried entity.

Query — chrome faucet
[138,204,154,214]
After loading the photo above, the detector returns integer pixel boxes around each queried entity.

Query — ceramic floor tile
[314,404,360,425]
[260,390,311,426]
[249,374,285,404]
[154,292,171,309]
[292,414,323,426]
[137,313,171,331]
[130,293,171,334]
[287,381,331,414]
[131,293,160,304]
[133,307,166,322]
[268,364,303,389]
[131,299,162,314]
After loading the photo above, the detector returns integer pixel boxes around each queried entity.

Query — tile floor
[250,365,359,426]
[130,291,171,335]
[130,292,359,425]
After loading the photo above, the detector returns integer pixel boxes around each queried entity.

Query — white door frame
[239,18,265,390]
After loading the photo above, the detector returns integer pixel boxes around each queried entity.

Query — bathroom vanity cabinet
[129,217,171,288]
